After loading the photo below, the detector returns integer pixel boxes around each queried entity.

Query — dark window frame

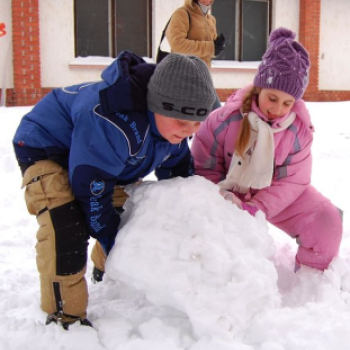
[212,0,272,62]
[74,0,152,58]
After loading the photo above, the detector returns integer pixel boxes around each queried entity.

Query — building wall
[39,0,110,87]
[27,0,301,89]
[273,0,299,34]
[319,0,350,90]
[2,0,350,106]
[39,0,184,87]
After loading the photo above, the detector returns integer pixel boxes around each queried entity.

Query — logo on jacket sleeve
[90,180,105,195]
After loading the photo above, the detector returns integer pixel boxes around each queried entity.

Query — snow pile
[106,176,280,341]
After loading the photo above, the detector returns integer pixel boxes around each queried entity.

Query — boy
[13,51,216,329]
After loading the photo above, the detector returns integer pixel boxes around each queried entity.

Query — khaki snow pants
[22,160,128,322]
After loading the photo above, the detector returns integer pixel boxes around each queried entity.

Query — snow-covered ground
[0,101,349,349]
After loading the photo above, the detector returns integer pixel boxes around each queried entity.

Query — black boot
[91,266,104,283]
[46,312,93,330]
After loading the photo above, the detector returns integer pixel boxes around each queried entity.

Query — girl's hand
[219,189,243,208]
[241,202,258,216]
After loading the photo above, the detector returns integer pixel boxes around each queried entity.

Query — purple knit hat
[253,27,310,100]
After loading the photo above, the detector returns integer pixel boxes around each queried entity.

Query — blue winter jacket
[13,51,194,253]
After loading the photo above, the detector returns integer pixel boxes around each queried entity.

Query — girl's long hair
[235,86,261,156]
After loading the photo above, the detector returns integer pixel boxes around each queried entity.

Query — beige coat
[166,0,217,67]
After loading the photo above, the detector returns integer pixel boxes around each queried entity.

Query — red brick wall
[11,0,48,106]
[216,89,235,103]
[299,0,320,97]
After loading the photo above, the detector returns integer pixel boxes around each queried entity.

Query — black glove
[214,33,225,56]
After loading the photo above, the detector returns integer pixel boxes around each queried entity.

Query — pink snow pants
[269,185,343,270]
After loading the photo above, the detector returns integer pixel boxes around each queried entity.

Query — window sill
[211,60,260,72]
[69,56,114,70]
[69,57,260,72]
[69,56,154,70]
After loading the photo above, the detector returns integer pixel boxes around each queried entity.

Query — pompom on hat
[253,27,310,101]
[147,53,216,122]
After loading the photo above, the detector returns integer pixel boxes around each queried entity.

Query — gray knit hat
[147,53,216,121]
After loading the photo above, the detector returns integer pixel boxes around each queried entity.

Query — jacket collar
[99,50,156,114]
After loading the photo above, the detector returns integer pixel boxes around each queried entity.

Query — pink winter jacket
[191,86,315,220]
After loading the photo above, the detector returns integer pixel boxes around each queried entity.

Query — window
[74,0,152,58]
[212,0,271,61]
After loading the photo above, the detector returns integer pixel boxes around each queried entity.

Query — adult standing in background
[166,0,225,109]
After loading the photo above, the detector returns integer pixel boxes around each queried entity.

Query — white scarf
[218,111,296,193]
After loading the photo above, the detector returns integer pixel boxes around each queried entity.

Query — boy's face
[154,113,201,144]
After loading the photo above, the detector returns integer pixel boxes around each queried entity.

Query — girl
[191,28,343,271]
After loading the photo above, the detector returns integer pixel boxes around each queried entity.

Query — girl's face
[154,113,201,144]
[198,0,213,6]
[258,88,295,120]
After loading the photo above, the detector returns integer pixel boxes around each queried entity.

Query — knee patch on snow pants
[23,160,89,320]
